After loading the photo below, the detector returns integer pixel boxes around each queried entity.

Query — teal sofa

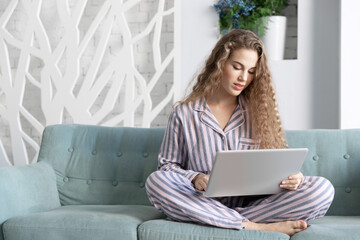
[1,124,359,240]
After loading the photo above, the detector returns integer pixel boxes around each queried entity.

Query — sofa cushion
[138,219,290,240]
[290,216,360,240]
[0,162,60,225]
[3,205,166,240]
[38,125,165,206]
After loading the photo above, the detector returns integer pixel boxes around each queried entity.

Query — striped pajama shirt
[145,95,335,230]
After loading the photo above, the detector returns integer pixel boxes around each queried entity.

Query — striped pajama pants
[145,170,335,230]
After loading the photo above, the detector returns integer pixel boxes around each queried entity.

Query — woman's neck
[205,91,239,131]
[206,90,238,108]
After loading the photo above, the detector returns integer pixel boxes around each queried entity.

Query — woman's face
[220,48,258,97]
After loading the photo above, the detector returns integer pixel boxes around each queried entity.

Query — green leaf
[258,7,272,16]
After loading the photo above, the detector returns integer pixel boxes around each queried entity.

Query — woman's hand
[280,172,304,191]
[192,174,210,191]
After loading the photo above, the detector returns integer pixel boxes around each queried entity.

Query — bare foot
[242,220,307,236]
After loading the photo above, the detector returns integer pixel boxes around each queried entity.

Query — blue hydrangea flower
[226,0,234,8]
[233,20,241,29]
[214,0,256,32]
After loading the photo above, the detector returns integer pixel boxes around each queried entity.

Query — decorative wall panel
[0,0,179,166]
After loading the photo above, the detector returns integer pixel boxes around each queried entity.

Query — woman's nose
[238,71,248,82]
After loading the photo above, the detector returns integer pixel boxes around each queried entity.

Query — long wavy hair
[179,29,287,149]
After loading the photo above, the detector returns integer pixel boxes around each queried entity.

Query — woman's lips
[233,83,245,90]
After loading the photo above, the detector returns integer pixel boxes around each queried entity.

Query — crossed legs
[146,171,334,235]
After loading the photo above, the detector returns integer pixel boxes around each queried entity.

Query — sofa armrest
[0,162,61,225]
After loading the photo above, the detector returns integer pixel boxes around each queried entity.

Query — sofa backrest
[39,125,359,215]
[38,124,165,206]
[286,129,360,216]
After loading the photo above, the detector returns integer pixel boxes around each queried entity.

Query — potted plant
[214,0,289,36]
[214,0,289,59]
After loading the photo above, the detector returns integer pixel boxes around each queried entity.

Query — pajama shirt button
[112,181,118,186]
[92,150,97,155]
[143,152,149,158]
[313,155,319,161]
[68,148,73,153]
[63,177,69,182]
[87,180,92,185]
[117,152,122,157]
[345,187,352,193]
[139,182,145,188]
[343,154,350,159]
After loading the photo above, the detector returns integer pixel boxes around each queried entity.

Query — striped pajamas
[145,96,335,230]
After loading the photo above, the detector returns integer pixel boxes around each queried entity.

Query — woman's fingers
[195,179,206,191]
[280,184,300,190]
[200,181,207,191]
[201,175,210,190]
[282,179,301,185]
[280,179,301,190]
[280,183,300,190]
[289,172,304,180]
[193,174,210,191]
[280,172,304,190]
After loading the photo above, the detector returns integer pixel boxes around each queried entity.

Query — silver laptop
[199,148,308,198]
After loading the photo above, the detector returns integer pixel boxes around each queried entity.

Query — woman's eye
[249,71,255,75]
[233,66,241,70]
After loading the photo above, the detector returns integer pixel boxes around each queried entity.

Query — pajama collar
[191,95,247,135]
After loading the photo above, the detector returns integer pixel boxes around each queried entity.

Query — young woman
[145,29,334,236]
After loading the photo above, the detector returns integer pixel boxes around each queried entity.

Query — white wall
[181,0,341,130]
[180,0,218,98]
[271,0,340,130]
[340,0,360,129]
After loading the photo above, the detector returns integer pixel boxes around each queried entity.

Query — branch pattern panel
[0,0,178,166]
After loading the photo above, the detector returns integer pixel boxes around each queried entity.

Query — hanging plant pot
[261,16,287,60]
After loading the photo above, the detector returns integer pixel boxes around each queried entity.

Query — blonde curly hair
[180,29,288,149]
